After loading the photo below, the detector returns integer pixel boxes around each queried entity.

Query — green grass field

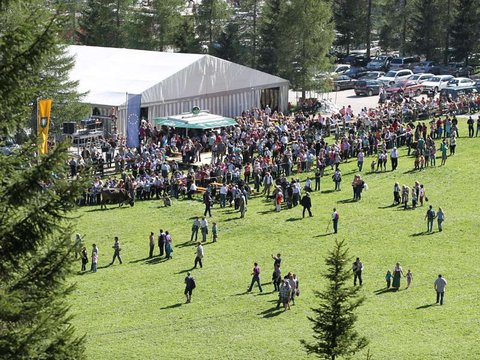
[71,121,480,360]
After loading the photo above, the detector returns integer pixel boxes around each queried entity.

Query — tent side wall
[144,84,288,120]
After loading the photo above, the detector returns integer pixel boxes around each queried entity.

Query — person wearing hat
[301,192,312,218]
[184,272,196,303]
[390,146,399,171]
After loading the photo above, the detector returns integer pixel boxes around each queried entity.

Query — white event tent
[67,45,289,135]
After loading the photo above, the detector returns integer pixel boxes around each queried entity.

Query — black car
[354,80,382,96]
[333,75,357,91]
[343,54,371,67]
[343,67,369,79]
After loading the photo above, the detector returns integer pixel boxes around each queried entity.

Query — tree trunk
[401,0,407,56]
[443,0,451,64]
[366,0,372,59]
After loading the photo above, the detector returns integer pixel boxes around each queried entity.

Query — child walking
[406,270,413,288]
[385,270,393,288]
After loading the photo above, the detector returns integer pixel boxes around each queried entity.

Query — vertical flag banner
[126,94,141,148]
[37,99,52,154]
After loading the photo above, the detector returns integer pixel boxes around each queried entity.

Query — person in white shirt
[434,274,447,305]
[194,242,204,268]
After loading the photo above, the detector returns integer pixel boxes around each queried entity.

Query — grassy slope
[71,121,480,360]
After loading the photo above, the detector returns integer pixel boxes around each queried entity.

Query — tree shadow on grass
[85,207,105,212]
[416,303,437,310]
[159,303,183,310]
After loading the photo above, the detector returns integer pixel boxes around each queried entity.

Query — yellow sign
[37,99,52,154]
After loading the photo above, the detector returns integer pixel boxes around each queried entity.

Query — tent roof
[154,112,237,129]
[67,45,289,107]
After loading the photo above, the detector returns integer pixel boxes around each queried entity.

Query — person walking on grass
[247,262,263,293]
[332,208,339,234]
[91,244,98,273]
[194,242,204,268]
[352,257,363,286]
[406,269,413,289]
[149,232,155,258]
[165,231,173,259]
[190,217,200,242]
[425,205,436,233]
[385,270,393,289]
[81,246,88,272]
[158,229,165,257]
[200,217,209,242]
[184,272,196,304]
[301,192,312,218]
[272,263,282,292]
[434,274,447,305]
[277,279,291,310]
[110,237,122,265]
[437,208,445,232]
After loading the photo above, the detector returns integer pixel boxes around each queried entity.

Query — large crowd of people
[74,89,469,307]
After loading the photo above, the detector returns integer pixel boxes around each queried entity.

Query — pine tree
[174,17,202,53]
[451,0,480,65]
[409,0,443,60]
[302,240,368,360]
[195,0,230,52]
[0,1,86,358]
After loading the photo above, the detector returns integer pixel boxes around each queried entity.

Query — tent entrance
[260,87,280,111]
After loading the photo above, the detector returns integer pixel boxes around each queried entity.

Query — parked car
[440,86,477,100]
[447,77,475,87]
[354,80,382,96]
[440,62,474,77]
[366,56,393,71]
[343,67,369,79]
[422,75,454,93]
[378,69,413,85]
[333,75,357,91]
[344,54,371,67]
[389,56,420,70]
[333,64,350,75]
[385,80,424,98]
[358,71,385,80]
[407,73,434,84]
[413,61,441,75]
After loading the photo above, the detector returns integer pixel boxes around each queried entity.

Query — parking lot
[289,88,382,115]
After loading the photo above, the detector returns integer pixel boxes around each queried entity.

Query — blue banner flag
[126,94,141,148]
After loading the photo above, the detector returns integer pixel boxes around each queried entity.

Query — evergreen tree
[127,0,183,51]
[451,0,480,64]
[409,0,442,60]
[257,0,288,75]
[237,0,261,68]
[174,17,202,53]
[0,1,86,358]
[79,0,131,47]
[211,22,245,62]
[333,0,367,54]
[284,0,335,97]
[302,240,368,360]
[195,0,230,52]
